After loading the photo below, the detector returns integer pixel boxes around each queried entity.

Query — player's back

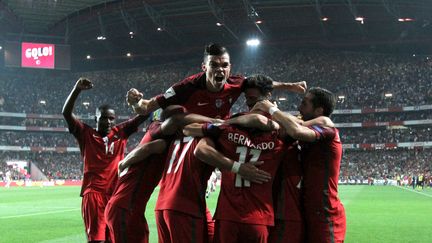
[155,135,214,218]
[212,124,285,226]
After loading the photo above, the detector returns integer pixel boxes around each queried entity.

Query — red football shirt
[70,117,140,197]
[273,143,303,221]
[108,122,167,212]
[155,72,245,119]
[300,125,344,220]
[204,123,286,226]
[155,136,214,218]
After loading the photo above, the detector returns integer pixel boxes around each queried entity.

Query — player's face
[96,108,116,136]
[298,93,317,121]
[202,53,231,91]
[245,88,266,109]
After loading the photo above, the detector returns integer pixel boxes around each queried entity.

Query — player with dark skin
[63,78,147,243]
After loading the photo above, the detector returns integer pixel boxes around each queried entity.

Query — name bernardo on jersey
[227,132,275,150]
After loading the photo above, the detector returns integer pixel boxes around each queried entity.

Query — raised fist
[126,88,143,106]
[75,78,93,90]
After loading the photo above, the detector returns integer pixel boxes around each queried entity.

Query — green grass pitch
[0,185,431,243]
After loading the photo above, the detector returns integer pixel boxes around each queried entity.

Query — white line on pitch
[393,185,432,199]
[0,208,80,219]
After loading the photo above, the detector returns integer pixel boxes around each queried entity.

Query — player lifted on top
[62,78,147,243]
[126,43,307,119]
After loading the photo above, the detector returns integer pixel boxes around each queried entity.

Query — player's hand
[75,77,93,91]
[126,88,143,106]
[238,161,271,184]
[290,81,307,94]
[118,160,126,176]
[252,100,275,114]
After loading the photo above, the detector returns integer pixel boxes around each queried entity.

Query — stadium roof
[1,0,432,69]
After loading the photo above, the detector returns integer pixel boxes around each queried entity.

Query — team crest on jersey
[215,99,223,108]
[163,87,176,99]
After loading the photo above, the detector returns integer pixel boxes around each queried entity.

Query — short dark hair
[97,104,114,112]
[308,87,336,116]
[243,74,274,95]
[203,43,229,62]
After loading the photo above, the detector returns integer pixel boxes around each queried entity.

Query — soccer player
[105,107,183,243]
[186,117,284,243]
[126,43,307,119]
[5,169,12,188]
[267,143,304,243]
[254,87,346,243]
[62,77,147,243]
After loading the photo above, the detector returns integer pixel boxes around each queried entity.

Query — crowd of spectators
[340,127,432,144]
[1,49,431,180]
[341,149,431,182]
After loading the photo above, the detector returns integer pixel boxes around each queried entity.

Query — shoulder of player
[227,75,245,85]
[179,72,206,86]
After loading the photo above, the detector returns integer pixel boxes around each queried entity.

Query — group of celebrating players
[62,43,346,243]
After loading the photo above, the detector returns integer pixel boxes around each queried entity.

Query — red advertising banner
[21,42,55,69]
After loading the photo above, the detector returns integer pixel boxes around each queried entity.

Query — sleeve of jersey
[68,117,85,136]
[155,78,194,109]
[117,115,149,138]
[139,122,166,145]
[232,75,246,91]
[309,125,336,141]
[201,123,224,139]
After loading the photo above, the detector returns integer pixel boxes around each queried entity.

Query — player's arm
[253,100,317,142]
[62,78,93,130]
[118,114,150,137]
[301,116,334,127]
[157,112,222,137]
[224,113,280,131]
[118,139,167,174]
[272,81,307,94]
[182,123,204,137]
[126,88,160,115]
[194,138,271,184]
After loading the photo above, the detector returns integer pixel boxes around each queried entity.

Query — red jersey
[300,125,344,220]
[155,136,214,218]
[155,72,245,119]
[204,123,286,226]
[273,143,303,221]
[69,117,140,197]
[108,122,167,212]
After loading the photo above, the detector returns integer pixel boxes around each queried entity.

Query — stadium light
[129,31,134,35]
[355,17,365,24]
[384,93,393,98]
[278,97,287,101]
[338,95,345,99]
[0,46,2,50]
[83,102,90,106]
[39,100,46,105]
[246,39,260,46]
[86,55,91,59]
[216,22,223,26]
[126,52,132,57]
[255,20,263,24]
[97,35,106,40]
[321,17,329,22]
[157,27,163,31]
[398,18,414,22]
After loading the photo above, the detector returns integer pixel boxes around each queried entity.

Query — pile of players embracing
[62,43,346,243]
